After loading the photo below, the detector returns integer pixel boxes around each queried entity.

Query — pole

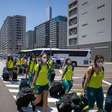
[50,40,52,57]
[48,0,52,58]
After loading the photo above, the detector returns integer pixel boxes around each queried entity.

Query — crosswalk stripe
[8,89,19,93]
[3,81,11,84]
[13,95,16,100]
[48,98,59,103]
[5,84,19,88]
[50,107,58,111]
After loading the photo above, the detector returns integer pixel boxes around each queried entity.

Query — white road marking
[8,89,19,93]
[5,84,19,88]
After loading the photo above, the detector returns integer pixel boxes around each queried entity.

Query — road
[0,59,112,112]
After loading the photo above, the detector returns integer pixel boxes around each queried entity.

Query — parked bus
[20,48,91,66]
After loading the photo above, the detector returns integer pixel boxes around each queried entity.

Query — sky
[0,0,68,31]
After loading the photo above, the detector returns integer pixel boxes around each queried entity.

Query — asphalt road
[0,59,111,112]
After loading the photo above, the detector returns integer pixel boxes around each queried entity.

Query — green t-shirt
[29,61,35,73]
[63,65,73,81]
[35,64,49,85]
[87,69,104,88]
[7,60,14,69]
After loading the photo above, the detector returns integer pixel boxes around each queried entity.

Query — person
[16,56,25,75]
[22,56,28,75]
[83,55,105,111]
[32,53,49,112]
[26,55,37,86]
[61,58,74,93]
[47,57,55,84]
[6,56,14,79]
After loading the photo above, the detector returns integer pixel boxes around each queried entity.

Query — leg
[87,87,96,109]
[43,90,48,112]
[63,80,69,93]
[96,87,104,110]
[33,94,42,106]
[68,81,73,92]
[33,85,42,105]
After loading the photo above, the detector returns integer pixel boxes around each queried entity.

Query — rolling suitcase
[19,78,29,90]
[16,87,35,112]
[12,67,17,80]
[2,67,10,81]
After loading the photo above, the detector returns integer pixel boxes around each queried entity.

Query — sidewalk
[0,79,17,112]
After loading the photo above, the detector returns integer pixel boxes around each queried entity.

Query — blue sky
[0,0,67,31]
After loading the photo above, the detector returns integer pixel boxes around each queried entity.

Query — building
[67,0,78,48]
[68,0,112,61]
[49,16,67,48]
[0,15,26,54]
[34,16,67,49]
[25,31,34,49]
[34,21,49,48]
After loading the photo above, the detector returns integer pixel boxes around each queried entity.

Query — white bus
[20,48,91,66]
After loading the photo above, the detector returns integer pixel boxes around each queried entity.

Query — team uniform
[62,65,73,93]
[34,64,49,94]
[86,67,104,109]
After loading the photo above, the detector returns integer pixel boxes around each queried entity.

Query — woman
[83,55,105,111]
[26,55,37,86]
[6,56,14,79]
[62,58,74,93]
[47,57,55,84]
[16,56,25,75]
[32,53,49,112]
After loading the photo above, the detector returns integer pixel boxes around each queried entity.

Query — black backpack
[16,87,34,112]
[56,92,81,112]
[49,80,65,98]
[107,85,112,96]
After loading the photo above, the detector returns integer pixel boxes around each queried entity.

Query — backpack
[107,85,112,96]
[56,92,81,112]
[82,66,104,88]
[49,80,65,98]
[16,87,35,112]
[104,85,112,112]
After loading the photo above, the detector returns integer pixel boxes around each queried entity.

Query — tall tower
[49,6,52,20]
[47,0,52,20]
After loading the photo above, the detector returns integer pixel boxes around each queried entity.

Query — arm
[61,66,67,79]
[102,80,111,86]
[6,60,8,68]
[32,71,37,86]
[32,64,39,85]
[83,66,93,89]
